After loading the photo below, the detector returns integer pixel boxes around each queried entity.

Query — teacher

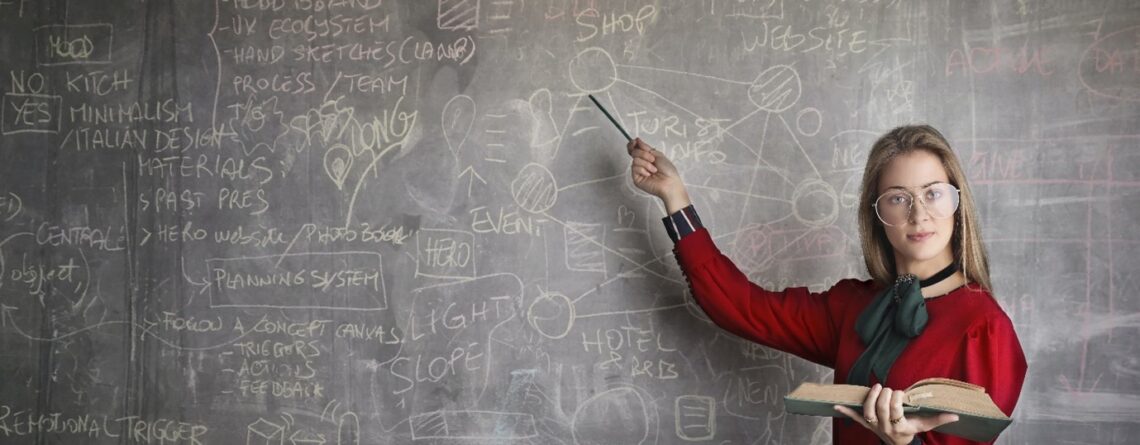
[625,125,1027,445]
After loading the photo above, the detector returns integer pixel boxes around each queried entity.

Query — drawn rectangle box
[1,93,62,135]
[676,395,715,440]
[410,410,536,440]
[207,251,387,311]
[438,0,479,31]
[415,228,475,279]
[564,221,604,272]
[33,23,114,66]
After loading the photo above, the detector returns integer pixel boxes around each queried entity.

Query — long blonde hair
[857,125,992,292]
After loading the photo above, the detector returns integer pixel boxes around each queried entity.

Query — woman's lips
[907,232,934,242]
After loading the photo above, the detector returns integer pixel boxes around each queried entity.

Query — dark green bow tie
[847,274,929,386]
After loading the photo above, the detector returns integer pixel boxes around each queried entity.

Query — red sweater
[673,228,1028,445]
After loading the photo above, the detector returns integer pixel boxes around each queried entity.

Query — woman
[625,125,1027,445]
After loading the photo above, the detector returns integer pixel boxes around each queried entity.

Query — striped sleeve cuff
[661,205,703,243]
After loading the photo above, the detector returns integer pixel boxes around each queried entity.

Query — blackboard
[1,0,1138,443]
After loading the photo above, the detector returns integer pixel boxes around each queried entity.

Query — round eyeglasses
[873,182,960,227]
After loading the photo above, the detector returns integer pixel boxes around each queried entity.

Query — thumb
[912,413,960,432]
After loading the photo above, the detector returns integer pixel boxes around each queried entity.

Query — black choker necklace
[917,262,958,288]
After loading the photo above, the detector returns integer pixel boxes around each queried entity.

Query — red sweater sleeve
[964,314,1028,417]
[921,313,1028,445]
[673,228,842,367]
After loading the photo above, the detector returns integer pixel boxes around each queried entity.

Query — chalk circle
[1078,25,1140,102]
[442,94,476,157]
[0,240,89,308]
[511,163,558,214]
[795,107,822,137]
[323,144,354,190]
[748,65,802,113]
[572,387,652,445]
[568,47,618,94]
[731,223,774,273]
[792,179,838,227]
[527,291,574,339]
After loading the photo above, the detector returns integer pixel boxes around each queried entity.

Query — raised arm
[626,139,843,367]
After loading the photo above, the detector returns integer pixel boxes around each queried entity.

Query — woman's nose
[908,200,933,223]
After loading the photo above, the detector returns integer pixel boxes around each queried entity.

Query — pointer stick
[587,94,632,142]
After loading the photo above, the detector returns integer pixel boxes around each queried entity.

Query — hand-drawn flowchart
[0,0,1137,444]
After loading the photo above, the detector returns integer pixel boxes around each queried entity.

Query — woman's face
[875,149,957,275]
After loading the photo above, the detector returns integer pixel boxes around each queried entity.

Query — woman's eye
[926,190,942,200]
[889,195,908,205]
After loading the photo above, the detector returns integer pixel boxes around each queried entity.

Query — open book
[784,377,1011,442]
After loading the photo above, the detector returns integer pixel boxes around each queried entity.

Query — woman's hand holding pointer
[626,138,691,213]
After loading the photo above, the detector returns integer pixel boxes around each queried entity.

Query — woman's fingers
[632,158,657,174]
[876,388,893,430]
[628,139,656,160]
[633,158,655,173]
[911,412,960,432]
[843,385,965,438]
[833,405,873,430]
[627,137,645,154]
[634,137,656,153]
[890,389,907,430]
[631,159,648,177]
[633,151,661,167]
[632,148,656,163]
[862,384,882,425]
[626,139,665,173]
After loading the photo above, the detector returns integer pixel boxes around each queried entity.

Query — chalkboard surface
[1,0,1138,443]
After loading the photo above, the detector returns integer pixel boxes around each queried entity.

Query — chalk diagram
[419,46,849,444]
[363,273,671,444]
[0,1,1136,443]
[511,46,851,340]
[246,409,360,445]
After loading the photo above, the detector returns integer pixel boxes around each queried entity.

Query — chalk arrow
[458,165,487,197]
[0,304,250,350]
[289,430,326,445]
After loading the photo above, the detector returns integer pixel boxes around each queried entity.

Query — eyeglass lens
[875,183,959,226]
